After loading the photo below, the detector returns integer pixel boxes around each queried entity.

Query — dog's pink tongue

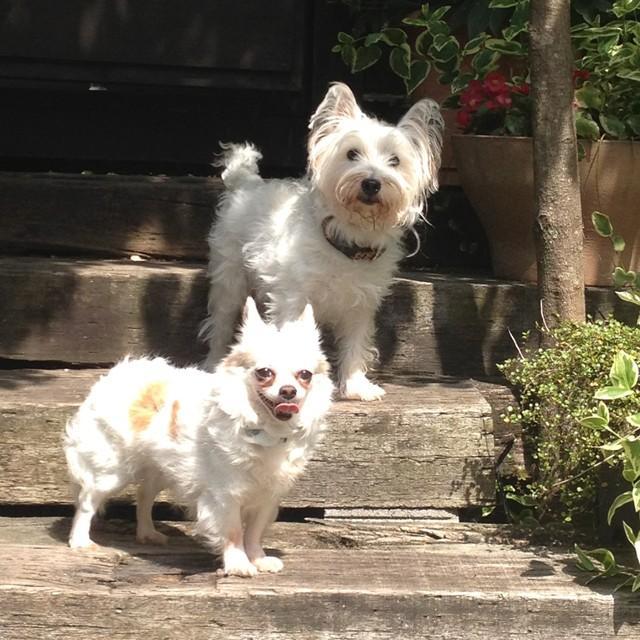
[275,403,299,417]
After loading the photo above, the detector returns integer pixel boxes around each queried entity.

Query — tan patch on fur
[168,400,180,440]
[129,381,167,432]
[223,351,254,369]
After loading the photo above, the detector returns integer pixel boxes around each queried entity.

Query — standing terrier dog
[64,298,333,577]
[202,82,443,400]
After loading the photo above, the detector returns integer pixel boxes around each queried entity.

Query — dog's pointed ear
[398,98,444,195]
[241,297,265,332]
[297,303,317,332]
[308,84,362,171]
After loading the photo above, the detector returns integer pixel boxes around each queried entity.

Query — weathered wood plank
[0,173,219,259]
[0,517,637,640]
[0,370,495,508]
[0,258,629,375]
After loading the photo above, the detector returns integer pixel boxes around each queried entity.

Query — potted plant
[333,1,640,285]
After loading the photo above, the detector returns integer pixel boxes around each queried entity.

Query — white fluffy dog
[64,298,333,577]
[202,82,444,401]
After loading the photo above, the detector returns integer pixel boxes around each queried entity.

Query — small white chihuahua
[64,298,333,577]
[201,82,443,401]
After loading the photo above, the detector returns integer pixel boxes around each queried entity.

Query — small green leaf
[576,113,601,139]
[471,49,500,76]
[580,415,608,430]
[609,351,638,390]
[600,114,628,139]
[575,85,605,110]
[461,34,488,56]
[381,28,407,47]
[633,483,640,511]
[623,521,638,545]
[405,60,431,95]
[484,38,525,56]
[364,32,383,46]
[340,44,355,69]
[488,0,520,7]
[337,32,354,45]
[627,114,640,136]
[633,575,640,592]
[616,291,640,307]
[389,45,411,80]
[592,211,613,237]
[626,413,640,428]
[594,386,634,400]
[351,45,382,73]
[607,491,633,525]
[613,267,635,287]
[616,69,640,81]
[612,234,626,253]
[597,401,610,423]
[601,440,624,452]
[402,17,429,27]
[575,544,596,572]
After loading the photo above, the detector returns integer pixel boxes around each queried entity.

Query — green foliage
[499,319,640,530]
[333,1,639,139]
[576,350,640,591]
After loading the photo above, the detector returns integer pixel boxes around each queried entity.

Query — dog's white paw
[68,537,99,551]
[252,555,284,573]
[341,375,385,401]
[223,548,258,577]
[136,530,169,546]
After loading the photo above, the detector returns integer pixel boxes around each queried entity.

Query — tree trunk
[530,0,585,334]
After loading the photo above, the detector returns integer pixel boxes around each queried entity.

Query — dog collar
[243,428,288,447]
[321,216,386,261]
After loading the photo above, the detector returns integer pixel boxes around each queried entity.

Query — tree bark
[530,0,585,334]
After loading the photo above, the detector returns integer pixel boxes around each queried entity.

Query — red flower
[573,69,590,83]
[456,109,472,129]
[460,80,486,111]
[495,92,512,108]
[482,71,507,95]
[485,100,498,111]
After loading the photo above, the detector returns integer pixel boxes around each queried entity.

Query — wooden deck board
[0,369,495,508]
[0,517,637,640]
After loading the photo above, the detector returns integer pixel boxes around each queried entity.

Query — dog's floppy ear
[398,98,444,196]
[308,83,362,166]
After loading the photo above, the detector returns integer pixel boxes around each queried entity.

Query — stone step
[0,516,637,639]
[0,369,494,509]
[0,257,624,377]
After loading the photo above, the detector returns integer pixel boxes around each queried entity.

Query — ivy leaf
[364,32,383,46]
[405,60,431,95]
[633,575,640,592]
[461,33,488,56]
[613,267,635,287]
[607,491,633,525]
[597,401,610,423]
[627,114,640,136]
[575,85,605,110]
[612,234,626,253]
[389,45,411,80]
[337,32,354,45]
[488,0,521,7]
[601,439,624,452]
[484,38,526,56]
[616,69,640,81]
[381,28,407,46]
[623,521,638,545]
[340,44,356,69]
[613,0,640,18]
[626,413,640,428]
[576,113,601,139]
[592,211,613,237]
[352,45,382,73]
[599,114,628,139]
[472,49,500,75]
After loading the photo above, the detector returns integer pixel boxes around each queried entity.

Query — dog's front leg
[335,312,385,401]
[244,501,283,573]
[197,494,257,577]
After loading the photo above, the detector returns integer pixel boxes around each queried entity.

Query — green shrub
[500,318,640,529]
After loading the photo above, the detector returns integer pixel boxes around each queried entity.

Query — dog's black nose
[361,178,381,197]
[279,385,297,400]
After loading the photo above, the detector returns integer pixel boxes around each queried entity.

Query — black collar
[321,216,386,261]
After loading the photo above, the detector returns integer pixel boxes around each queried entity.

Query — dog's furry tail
[214,142,263,190]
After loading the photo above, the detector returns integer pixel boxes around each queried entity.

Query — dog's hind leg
[135,473,168,545]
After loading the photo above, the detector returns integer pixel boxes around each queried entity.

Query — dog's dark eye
[346,149,359,161]
[255,368,275,383]
[297,370,313,384]
[388,155,400,167]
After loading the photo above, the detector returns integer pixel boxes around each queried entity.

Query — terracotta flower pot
[452,135,640,285]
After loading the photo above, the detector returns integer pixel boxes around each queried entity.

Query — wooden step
[0,369,494,509]
[0,257,625,376]
[1,172,220,260]
[0,516,637,639]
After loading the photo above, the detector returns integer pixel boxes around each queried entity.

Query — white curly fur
[202,83,444,401]
[64,298,333,577]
